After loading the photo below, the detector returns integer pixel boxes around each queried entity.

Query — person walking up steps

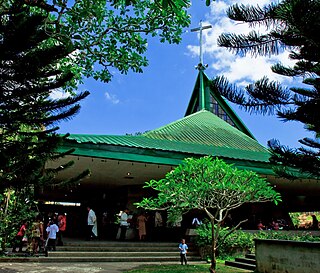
[179,238,188,265]
[46,220,59,251]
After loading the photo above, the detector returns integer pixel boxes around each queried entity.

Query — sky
[58,0,312,149]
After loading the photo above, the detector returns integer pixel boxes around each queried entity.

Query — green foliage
[214,0,320,179]
[0,2,89,191]
[196,221,253,258]
[0,3,90,252]
[289,212,300,227]
[5,0,191,87]
[136,156,280,272]
[124,263,245,273]
[195,221,320,259]
[0,188,37,252]
[137,156,281,220]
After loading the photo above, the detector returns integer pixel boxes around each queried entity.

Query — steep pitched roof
[143,110,264,151]
[65,110,270,163]
[185,70,255,139]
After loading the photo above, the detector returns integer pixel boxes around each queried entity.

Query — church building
[42,63,319,235]
[42,24,319,235]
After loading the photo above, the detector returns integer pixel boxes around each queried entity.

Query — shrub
[0,187,37,252]
[195,221,320,259]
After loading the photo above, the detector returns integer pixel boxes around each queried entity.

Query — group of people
[257,219,289,231]
[118,209,148,241]
[12,212,66,255]
[87,206,164,241]
[257,217,297,231]
[12,206,190,266]
[257,215,320,231]
[118,209,164,241]
[118,209,190,266]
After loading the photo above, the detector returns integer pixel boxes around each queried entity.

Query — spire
[191,21,212,67]
[191,21,212,110]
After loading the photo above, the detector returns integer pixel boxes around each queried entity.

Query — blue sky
[58,0,312,149]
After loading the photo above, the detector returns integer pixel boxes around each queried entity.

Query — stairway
[225,253,256,271]
[44,239,201,262]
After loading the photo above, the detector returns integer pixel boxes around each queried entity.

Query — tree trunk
[1,189,11,251]
[209,218,217,273]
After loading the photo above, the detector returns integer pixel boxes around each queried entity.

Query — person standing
[137,212,147,241]
[154,211,163,227]
[87,206,98,240]
[57,213,66,246]
[257,220,265,230]
[46,220,59,251]
[31,215,44,255]
[119,208,129,240]
[179,238,188,265]
[12,221,27,253]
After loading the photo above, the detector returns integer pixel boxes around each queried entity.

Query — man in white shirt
[87,206,97,240]
[119,208,129,240]
[46,221,59,251]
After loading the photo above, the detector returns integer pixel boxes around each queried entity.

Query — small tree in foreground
[136,157,281,273]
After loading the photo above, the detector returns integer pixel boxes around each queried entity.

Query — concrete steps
[45,240,201,262]
[225,253,256,271]
[50,251,199,257]
[2,239,201,263]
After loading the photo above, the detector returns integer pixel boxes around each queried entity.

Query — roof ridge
[142,110,267,152]
[143,109,208,136]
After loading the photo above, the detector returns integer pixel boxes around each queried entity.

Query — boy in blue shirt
[179,238,188,265]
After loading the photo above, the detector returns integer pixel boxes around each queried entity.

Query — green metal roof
[65,110,270,163]
[185,71,255,139]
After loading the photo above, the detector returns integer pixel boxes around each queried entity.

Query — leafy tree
[136,157,281,273]
[212,0,320,179]
[0,187,37,252]
[0,2,89,191]
[1,0,191,88]
[0,2,90,249]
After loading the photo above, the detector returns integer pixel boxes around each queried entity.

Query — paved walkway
[0,262,138,273]
[0,261,204,273]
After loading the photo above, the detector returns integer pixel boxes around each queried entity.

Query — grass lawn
[124,262,253,273]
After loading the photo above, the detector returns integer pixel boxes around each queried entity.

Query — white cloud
[188,0,297,85]
[50,89,71,100]
[105,91,120,104]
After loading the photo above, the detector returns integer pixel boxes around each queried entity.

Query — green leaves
[216,0,320,179]
[136,156,281,272]
[0,187,38,251]
[136,156,281,222]
[0,3,89,192]
[31,0,191,85]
